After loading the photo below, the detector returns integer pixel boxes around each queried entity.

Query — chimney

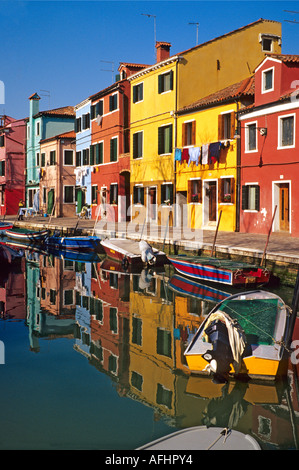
[156,42,171,63]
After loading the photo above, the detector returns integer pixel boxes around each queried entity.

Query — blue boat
[45,234,101,251]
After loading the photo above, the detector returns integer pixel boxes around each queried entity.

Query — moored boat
[168,254,270,286]
[0,221,13,231]
[168,274,232,303]
[100,238,168,267]
[184,290,293,382]
[0,241,24,264]
[137,426,261,450]
[45,234,101,251]
[5,227,49,243]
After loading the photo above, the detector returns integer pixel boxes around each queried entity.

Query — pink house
[0,115,26,215]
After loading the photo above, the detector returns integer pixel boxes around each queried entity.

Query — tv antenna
[284,10,299,24]
[100,60,115,83]
[189,22,199,45]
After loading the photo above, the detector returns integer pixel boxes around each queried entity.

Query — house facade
[74,98,91,216]
[239,54,299,237]
[26,93,75,209]
[89,62,147,222]
[129,19,282,228]
[176,77,254,232]
[0,115,26,215]
[39,130,76,217]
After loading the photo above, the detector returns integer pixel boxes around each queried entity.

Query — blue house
[26,93,75,210]
[74,98,91,216]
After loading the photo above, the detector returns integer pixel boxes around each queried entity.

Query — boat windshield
[218,295,281,346]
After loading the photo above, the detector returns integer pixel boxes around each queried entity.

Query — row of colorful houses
[1,18,299,237]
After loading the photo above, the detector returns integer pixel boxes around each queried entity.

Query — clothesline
[175,140,230,166]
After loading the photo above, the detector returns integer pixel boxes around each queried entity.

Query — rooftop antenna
[100,60,115,83]
[141,13,157,61]
[189,22,199,45]
[284,10,299,24]
[40,89,50,109]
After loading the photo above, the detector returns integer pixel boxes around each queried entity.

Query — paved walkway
[4,214,299,265]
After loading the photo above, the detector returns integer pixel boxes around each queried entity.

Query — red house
[89,63,148,222]
[239,54,299,237]
[0,116,26,215]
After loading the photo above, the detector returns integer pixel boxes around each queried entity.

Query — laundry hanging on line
[188,147,201,166]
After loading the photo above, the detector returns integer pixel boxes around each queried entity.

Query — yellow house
[129,19,281,228]
[176,77,254,232]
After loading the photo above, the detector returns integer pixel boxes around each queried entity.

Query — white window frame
[262,66,274,94]
[132,130,143,159]
[133,82,144,104]
[63,149,74,166]
[278,113,295,149]
[35,121,40,137]
[245,120,258,153]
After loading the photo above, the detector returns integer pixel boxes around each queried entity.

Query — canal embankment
[4,214,299,286]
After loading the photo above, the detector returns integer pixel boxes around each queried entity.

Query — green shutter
[255,186,260,211]
[91,105,96,120]
[158,127,163,154]
[241,185,248,210]
[90,145,94,165]
[169,70,174,90]
[158,75,163,94]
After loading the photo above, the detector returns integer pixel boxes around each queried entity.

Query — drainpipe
[235,100,241,232]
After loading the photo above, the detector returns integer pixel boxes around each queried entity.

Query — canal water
[0,244,299,450]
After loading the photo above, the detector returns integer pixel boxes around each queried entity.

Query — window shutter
[158,75,163,94]
[90,145,94,165]
[255,185,260,211]
[241,185,248,210]
[169,125,173,153]
[91,105,95,120]
[218,114,223,140]
[109,96,112,111]
[169,70,174,90]
[133,86,137,103]
[140,84,143,101]
[133,133,137,158]
[182,123,186,147]
[158,127,163,154]
[230,112,235,139]
[76,151,81,167]
[187,180,192,203]
[99,142,103,164]
[230,177,235,204]
[192,121,196,145]
[198,180,203,203]
[218,179,224,203]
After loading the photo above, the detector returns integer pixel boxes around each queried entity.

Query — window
[245,122,257,152]
[262,68,274,93]
[218,112,235,140]
[64,186,74,203]
[82,148,89,165]
[133,185,144,204]
[36,152,40,167]
[41,153,46,167]
[132,316,142,345]
[133,131,143,158]
[110,137,118,162]
[75,117,82,132]
[50,150,56,165]
[82,113,90,130]
[110,183,118,205]
[158,70,173,94]
[158,124,172,155]
[92,185,98,204]
[0,135,4,147]
[90,142,103,165]
[64,150,74,165]
[133,83,143,103]
[43,187,47,204]
[36,121,40,136]
[91,100,103,119]
[109,93,118,112]
[182,121,195,146]
[161,183,173,205]
[188,179,202,203]
[242,184,260,211]
[0,160,5,176]
[219,177,235,203]
[64,290,74,306]
[109,307,118,334]
[76,151,81,167]
[131,371,143,391]
[279,115,295,148]
[157,328,172,357]
[262,37,272,52]
[27,125,30,140]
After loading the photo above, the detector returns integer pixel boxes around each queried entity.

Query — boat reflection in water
[1,243,299,450]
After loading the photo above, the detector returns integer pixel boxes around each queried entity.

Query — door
[208,181,217,222]
[47,188,55,215]
[148,187,157,221]
[279,183,289,231]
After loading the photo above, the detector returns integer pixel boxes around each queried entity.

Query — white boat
[137,426,260,450]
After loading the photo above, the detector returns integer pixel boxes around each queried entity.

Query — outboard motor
[139,240,156,266]
[202,319,234,383]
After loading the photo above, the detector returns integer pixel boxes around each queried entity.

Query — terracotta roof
[40,130,75,143]
[178,76,255,113]
[118,62,150,69]
[265,53,299,63]
[34,106,75,118]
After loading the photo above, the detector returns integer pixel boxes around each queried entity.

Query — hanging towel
[181,148,189,163]
[209,142,221,163]
[174,148,182,162]
[188,147,201,166]
[201,144,209,165]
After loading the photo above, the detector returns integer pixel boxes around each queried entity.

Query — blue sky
[2,0,299,119]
